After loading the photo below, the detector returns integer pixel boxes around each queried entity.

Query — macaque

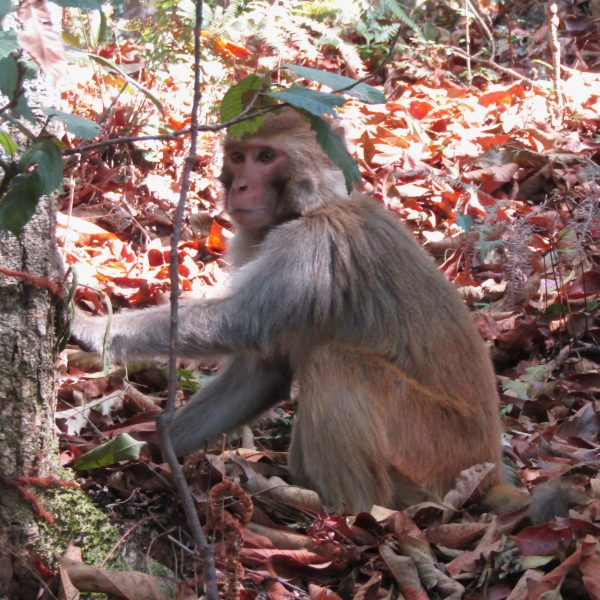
[73,108,520,513]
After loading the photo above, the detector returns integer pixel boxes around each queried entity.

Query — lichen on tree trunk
[0,195,64,598]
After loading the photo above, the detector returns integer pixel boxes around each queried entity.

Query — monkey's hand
[71,306,105,352]
[70,304,173,362]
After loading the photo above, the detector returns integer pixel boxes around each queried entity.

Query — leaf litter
[53,17,600,600]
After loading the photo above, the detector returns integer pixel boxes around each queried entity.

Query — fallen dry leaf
[58,557,169,600]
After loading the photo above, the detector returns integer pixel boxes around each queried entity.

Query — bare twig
[447,47,550,91]
[63,129,192,156]
[66,24,401,158]
[154,0,219,597]
[0,267,63,297]
[465,0,496,61]
[547,1,564,109]
[464,0,472,83]
[62,106,273,156]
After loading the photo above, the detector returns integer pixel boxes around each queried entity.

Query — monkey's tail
[483,479,585,524]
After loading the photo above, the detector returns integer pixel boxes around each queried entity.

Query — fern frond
[259,5,293,58]
[365,22,398,44]
[309,20,367,76]
[334,39,367,77]
[283,18,320,60]
[221,0,247,27]
[381,0,425,41]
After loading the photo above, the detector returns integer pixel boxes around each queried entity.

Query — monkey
[73,107,530,514]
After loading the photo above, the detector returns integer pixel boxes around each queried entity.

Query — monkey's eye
[230,151,245,163]
[257,148,276,163]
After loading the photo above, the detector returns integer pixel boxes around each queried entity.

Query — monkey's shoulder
[307,192,382,220]
[250,193,425,271]
[281,193,424,256]
[272,193,392,236]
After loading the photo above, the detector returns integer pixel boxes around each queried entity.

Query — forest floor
[51,7,600,599]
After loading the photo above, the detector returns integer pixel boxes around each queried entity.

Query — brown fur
[74,108,509,513]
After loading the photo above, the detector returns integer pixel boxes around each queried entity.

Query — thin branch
[154,0,219,597]
[63,129,192,156]
[65,25,403,158]
[63,105,271,156]
[465,0,496,61]
[447,46,551,91]
[547,1,564,109]
[464,0,472,84]
[0,267,63,297]
[1,111,36,141]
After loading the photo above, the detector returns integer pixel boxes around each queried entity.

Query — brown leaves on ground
[53,10,600,599]
[59,556,170,600]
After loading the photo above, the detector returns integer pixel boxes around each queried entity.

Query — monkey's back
[275,194,503,510]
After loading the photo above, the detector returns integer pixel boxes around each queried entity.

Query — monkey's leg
[289,348,395,513]
[170,355,291,456]
[288,391,394,513]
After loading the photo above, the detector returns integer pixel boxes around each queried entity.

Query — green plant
[356,0,424,48]
[219,65,384,191]
[0,0,101,235]
[212,0,368,75]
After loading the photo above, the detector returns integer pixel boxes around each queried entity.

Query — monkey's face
[220,140,292,231]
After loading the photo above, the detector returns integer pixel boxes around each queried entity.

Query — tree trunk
[0,195,64,599]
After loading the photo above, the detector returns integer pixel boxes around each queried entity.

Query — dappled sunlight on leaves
[52,9,600,597]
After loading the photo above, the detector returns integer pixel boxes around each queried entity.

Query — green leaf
[226,114,266,140]
[284,63,386,104]
[308,114,361,194]
[0,128,17,156]
[74,433,145,470]
[587,298,599,313]
[267,86,345,117]
[456,213,473,232]
[0,31,17,59]
[0,0,15,21]
[220,74,264,121]
[519,555,556,570]
[96,4,108,43]
[21,138,63,194]
[499,376,529,400]
[0,172,44,235]
[50,0,101,9]
[0,55,18,99]
[422,22,439,42]
[41,108,101,140]
[13,94,36,122]
[219,74,271,138]
[545,303,568,315]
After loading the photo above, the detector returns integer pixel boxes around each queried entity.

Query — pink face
[220,141,290,230]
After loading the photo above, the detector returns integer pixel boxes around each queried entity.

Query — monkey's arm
[72,299,229,361]
[72,222,337,362]
[169,355,292,455]
[73,307,292,455]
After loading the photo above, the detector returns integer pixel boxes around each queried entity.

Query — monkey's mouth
[231,208,270,227]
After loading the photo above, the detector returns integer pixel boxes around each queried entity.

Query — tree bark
[0,195,64,599]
